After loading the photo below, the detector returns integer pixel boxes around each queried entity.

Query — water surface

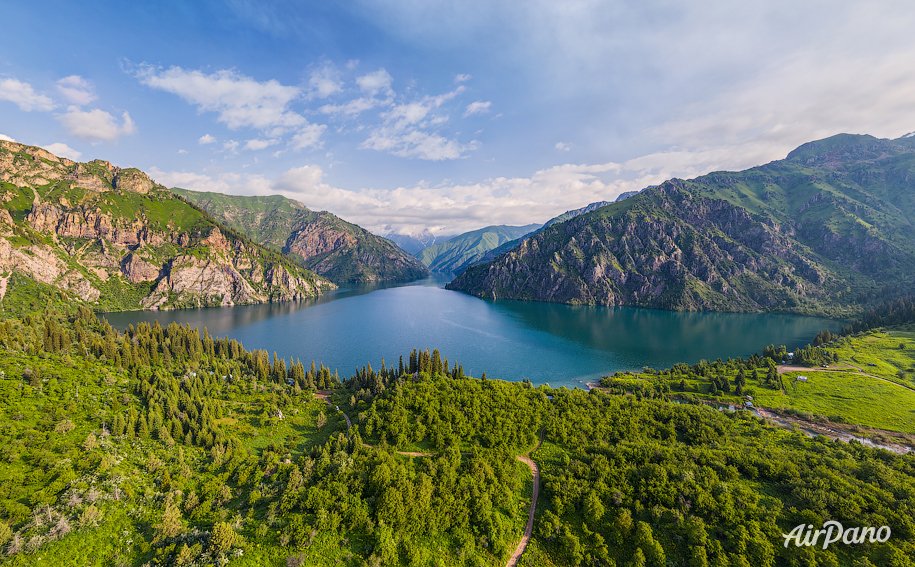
[103,276,841,389]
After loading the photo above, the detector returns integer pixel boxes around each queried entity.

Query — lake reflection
[102,276,841,389]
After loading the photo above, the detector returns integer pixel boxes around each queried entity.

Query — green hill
[2,305,914,566]
[171,189,428,283]
[448,133,915,317]
[0,140,333,311]
[416,224,541,273]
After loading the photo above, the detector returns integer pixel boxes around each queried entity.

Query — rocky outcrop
[120,253,162,283]
[450,134,915,316]
[172,188,429,282]
[0,140,335,311]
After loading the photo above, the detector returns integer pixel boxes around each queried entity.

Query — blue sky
[2,0,915,235]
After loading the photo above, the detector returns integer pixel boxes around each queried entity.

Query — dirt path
[315,390,353,430]
[506,427,546,567]
[316,390,548,564]
[778,364,915,393]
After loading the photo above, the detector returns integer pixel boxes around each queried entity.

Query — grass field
[621,328,915,434]
[827,330,915,387]
[752,370,915,433]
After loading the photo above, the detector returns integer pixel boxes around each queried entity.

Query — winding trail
[315,391,547,565]
[506,427,545,567]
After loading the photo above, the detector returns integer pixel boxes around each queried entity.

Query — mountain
[384,229,453,254]
[171,189,429,282]
[0,140,334,311]
[416,224,541,273]
[474,201,619,268]
[448,134,915,317]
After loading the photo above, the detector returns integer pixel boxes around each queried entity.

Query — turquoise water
[102,276,842,389]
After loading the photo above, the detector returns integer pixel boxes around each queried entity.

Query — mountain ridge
[447,133,915,317]
[0,140,334,311]
[416,224,541,273]
[171,188,429,283]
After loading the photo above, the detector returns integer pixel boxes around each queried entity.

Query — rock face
[449,134,915,317]
[171,189,429,282]
[0,140,335,311]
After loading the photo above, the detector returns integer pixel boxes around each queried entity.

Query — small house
[797,376,808,382]
[744,401,754,407]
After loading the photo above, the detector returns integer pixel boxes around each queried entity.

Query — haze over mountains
[448,134,915,317]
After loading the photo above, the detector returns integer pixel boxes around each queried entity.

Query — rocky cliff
[171,189,429,282]
[0,140,334,311]
[448,134,915,317]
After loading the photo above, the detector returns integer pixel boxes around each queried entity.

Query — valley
[0,136,914,567]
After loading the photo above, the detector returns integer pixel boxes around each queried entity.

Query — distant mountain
[0,140,334,311]
[474,201,618,267]
[384,229,454,254]
[448,134,915,317]
[416,224,541,273]
[615,189,645,201]
[171,189,428,283]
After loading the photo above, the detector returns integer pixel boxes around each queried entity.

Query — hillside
[416,224,541,273]
[475,200,619,268]
[449,134,915,317]
[3,304,914,566]
[0,140,334,311]
[171,189,428,282]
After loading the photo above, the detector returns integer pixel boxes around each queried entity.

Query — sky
[2,0,915,236]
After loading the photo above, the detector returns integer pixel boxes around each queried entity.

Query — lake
[102,275,842,389]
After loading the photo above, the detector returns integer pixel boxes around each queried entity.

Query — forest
[0,283,913,566]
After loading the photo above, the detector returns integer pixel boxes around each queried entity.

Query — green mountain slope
[171,188,429,282]
[475,200,618,268]
[0,140,334,311]
[416,224,541,273]
[448,133,915,317]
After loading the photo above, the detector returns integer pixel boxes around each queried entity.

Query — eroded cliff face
[283,218,429,282]
[170,187,429,283]
[0,140,334,310]
[450,135,915,316]
[449,182,881,315]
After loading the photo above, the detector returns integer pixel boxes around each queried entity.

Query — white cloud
[44,142,82,160]
[56,76,96,106]
[309,65,343,99]
[356,68,393,97]
[463,101,491,117]
[319,97,381,117]
[57,108,136,143]
[177,149,188,154]
[358,86,475,160]
[135,65,305,130]
[147,167,272,195]
[0,78,56,111]
[454,74,472,83]
[150,135,745,235]
[555,142,570,151]
[346,59,360,70]
[0,134,15,142]
[244,138,279,151]
[223,140,240,154]
[199,134,216,145]
[289,123,327,150]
